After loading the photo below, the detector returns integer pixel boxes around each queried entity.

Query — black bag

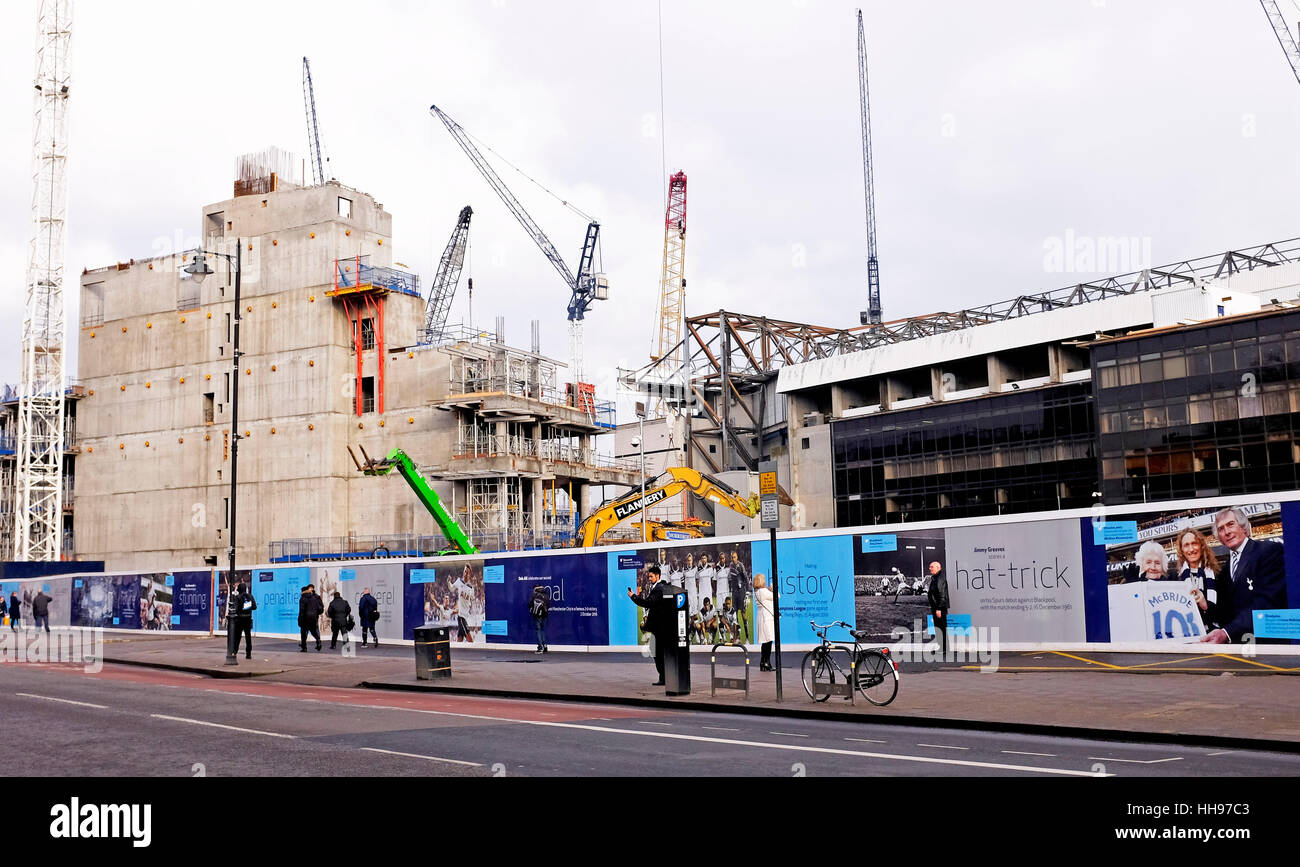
[372,608,381,622]
[345,614,355,631]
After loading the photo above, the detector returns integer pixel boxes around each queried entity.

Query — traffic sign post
[758,461,782,701]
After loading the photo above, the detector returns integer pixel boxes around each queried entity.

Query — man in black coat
[228,583,257,660]
[926,561,950,655]
[628,564,670,686]
[358,588,379,648]
[298,586,323,652]
[1202,507,1288,645]
[327,591,352,649]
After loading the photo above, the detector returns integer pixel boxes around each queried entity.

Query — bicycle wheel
[801,649,833,702]
[855,649,899,706]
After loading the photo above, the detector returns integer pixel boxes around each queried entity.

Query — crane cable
[457,122,596,224]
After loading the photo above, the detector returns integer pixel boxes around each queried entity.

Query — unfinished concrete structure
[0,385,82,558]
[74,156,636,571]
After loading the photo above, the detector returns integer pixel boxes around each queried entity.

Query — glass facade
[831,383,1097,527]
[1092,309,1300,503]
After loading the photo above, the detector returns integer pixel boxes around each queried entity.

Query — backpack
[530,595,548,619]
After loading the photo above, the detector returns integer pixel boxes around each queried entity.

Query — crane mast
[1260,0,1300,86]
[651,171,687,414]
[857,9,883,327]
[430,104,606,385]
[16,0,71,560]
[302,57,327,185]
[423,206,473,343]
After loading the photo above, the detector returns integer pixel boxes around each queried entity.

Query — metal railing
[333,256,422,299]
[269,534,453,563]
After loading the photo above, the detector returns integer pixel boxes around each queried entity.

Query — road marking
[150,714,296,739]
[1087,756,1183,765]
[354,702,1106,776]
[844,737,886,744]
[917,743,969,751]
[360,747,481,767]
[769,731,809,738]
[1216,653,1295,672]
[1002,750,1057,757]
[1048,651,1124,670]
[703,726,740,732]
[639,721,673,727]
[15,693,108,709]
[1206,751,1233,757]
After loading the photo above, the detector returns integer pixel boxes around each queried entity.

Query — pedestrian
[754,574,775,671]
[298,585,323,652]
[627,563,670,686]
[327,590,352,649]
[8,590,21,632]
[31,588,52,633]
[228,582,257,660]
[529,585,550,654]
[358,587,379,648]
[927,560,949,655]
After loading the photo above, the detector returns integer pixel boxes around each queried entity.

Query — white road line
[150,714,296,739]
[703,726,740,732]
[1087,756,1184,765]
[639,721,673,726]
[352,702,1106,777]
[1002,750,1057,758]
[15,693,108,709]
[360,747,481,767]
[769,731,810,738]
[1205,751,1233,757]
[917,743,970,751]
[845,737,887,744]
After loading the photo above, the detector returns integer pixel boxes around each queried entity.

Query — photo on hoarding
[1098,502,1289,644]
[138,574,173,631]
[411,560,485,643]
[851,530,946,642]
[632,541,754,646]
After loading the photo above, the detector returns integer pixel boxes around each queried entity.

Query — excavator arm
[349,445,478,555]
[575,467,760,547]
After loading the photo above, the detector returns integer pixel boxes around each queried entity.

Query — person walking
[358,587,379,648]
[754,574,775,671]
[327,590,352,649]
[628,563,670,686]
[529,585,550,654]
[298,585,323,652]
[8,590,21,632]
[926,560,950,655]
[31,589,52,633]
[228,582,257,660]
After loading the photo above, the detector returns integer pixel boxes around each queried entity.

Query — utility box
[414,625,451,679]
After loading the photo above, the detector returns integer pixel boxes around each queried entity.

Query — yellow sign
[759,472,777,495]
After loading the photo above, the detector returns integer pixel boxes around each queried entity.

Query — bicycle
[801,620,899,706]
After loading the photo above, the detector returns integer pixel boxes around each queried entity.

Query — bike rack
[812,647,857,705]
[710,644,750,698]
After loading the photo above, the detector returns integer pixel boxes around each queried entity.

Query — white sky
[2,0,1299,412]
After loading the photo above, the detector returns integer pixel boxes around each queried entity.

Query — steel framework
[423,205,473,343]
[16,0,71,561]
[651,171,687,413]
[1260,0,1300,86]
[857,9,883,326]
[302,57,328,185]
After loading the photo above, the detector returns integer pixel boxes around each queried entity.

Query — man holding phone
[628,563,669,686]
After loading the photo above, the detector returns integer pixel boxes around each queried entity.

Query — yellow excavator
[575,467,769,547]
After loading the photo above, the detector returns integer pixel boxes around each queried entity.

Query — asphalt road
[2,662,1297,777]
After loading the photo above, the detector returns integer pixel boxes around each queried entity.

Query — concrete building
[74,154,636,571]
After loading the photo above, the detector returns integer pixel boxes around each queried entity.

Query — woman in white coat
[754,574,775,671]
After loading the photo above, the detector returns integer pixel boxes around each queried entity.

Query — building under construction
[73,155,637,571]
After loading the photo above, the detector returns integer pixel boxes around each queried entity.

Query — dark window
[203,393,214,424]
[360,376,376,414]
[802,437,810,450]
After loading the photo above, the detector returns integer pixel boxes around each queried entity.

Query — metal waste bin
[414,625,451,679]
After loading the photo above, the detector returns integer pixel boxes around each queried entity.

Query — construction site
[6,2,1300,574]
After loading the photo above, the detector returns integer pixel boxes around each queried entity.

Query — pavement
[92,632,1300,753]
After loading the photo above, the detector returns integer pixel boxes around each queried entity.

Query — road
[2,662,1297,777]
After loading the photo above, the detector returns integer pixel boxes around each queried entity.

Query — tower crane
[302,57,329,185]
[423,206,473,343]
[650,171,687,415]
[15,0,71,561]
[857,9,883,327]
[1260,1,1300,86]
[429,105,608,386]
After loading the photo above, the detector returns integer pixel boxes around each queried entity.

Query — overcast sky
[2,0,1298,411]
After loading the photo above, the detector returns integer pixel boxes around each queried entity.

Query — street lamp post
[184,242,242,665]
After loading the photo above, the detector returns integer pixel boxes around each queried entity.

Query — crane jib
[613,489,669,521]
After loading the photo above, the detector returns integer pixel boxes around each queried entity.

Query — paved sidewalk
[93,633,1300,750]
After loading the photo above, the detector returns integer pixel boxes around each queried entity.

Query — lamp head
[183,252,214,283]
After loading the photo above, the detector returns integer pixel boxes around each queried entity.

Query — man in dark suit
[926,561,950,654]
[628,563,669,685]
[1201,506,1287,644]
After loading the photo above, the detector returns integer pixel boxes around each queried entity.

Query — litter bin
[658,585,691,696]
[414,625,451,680]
